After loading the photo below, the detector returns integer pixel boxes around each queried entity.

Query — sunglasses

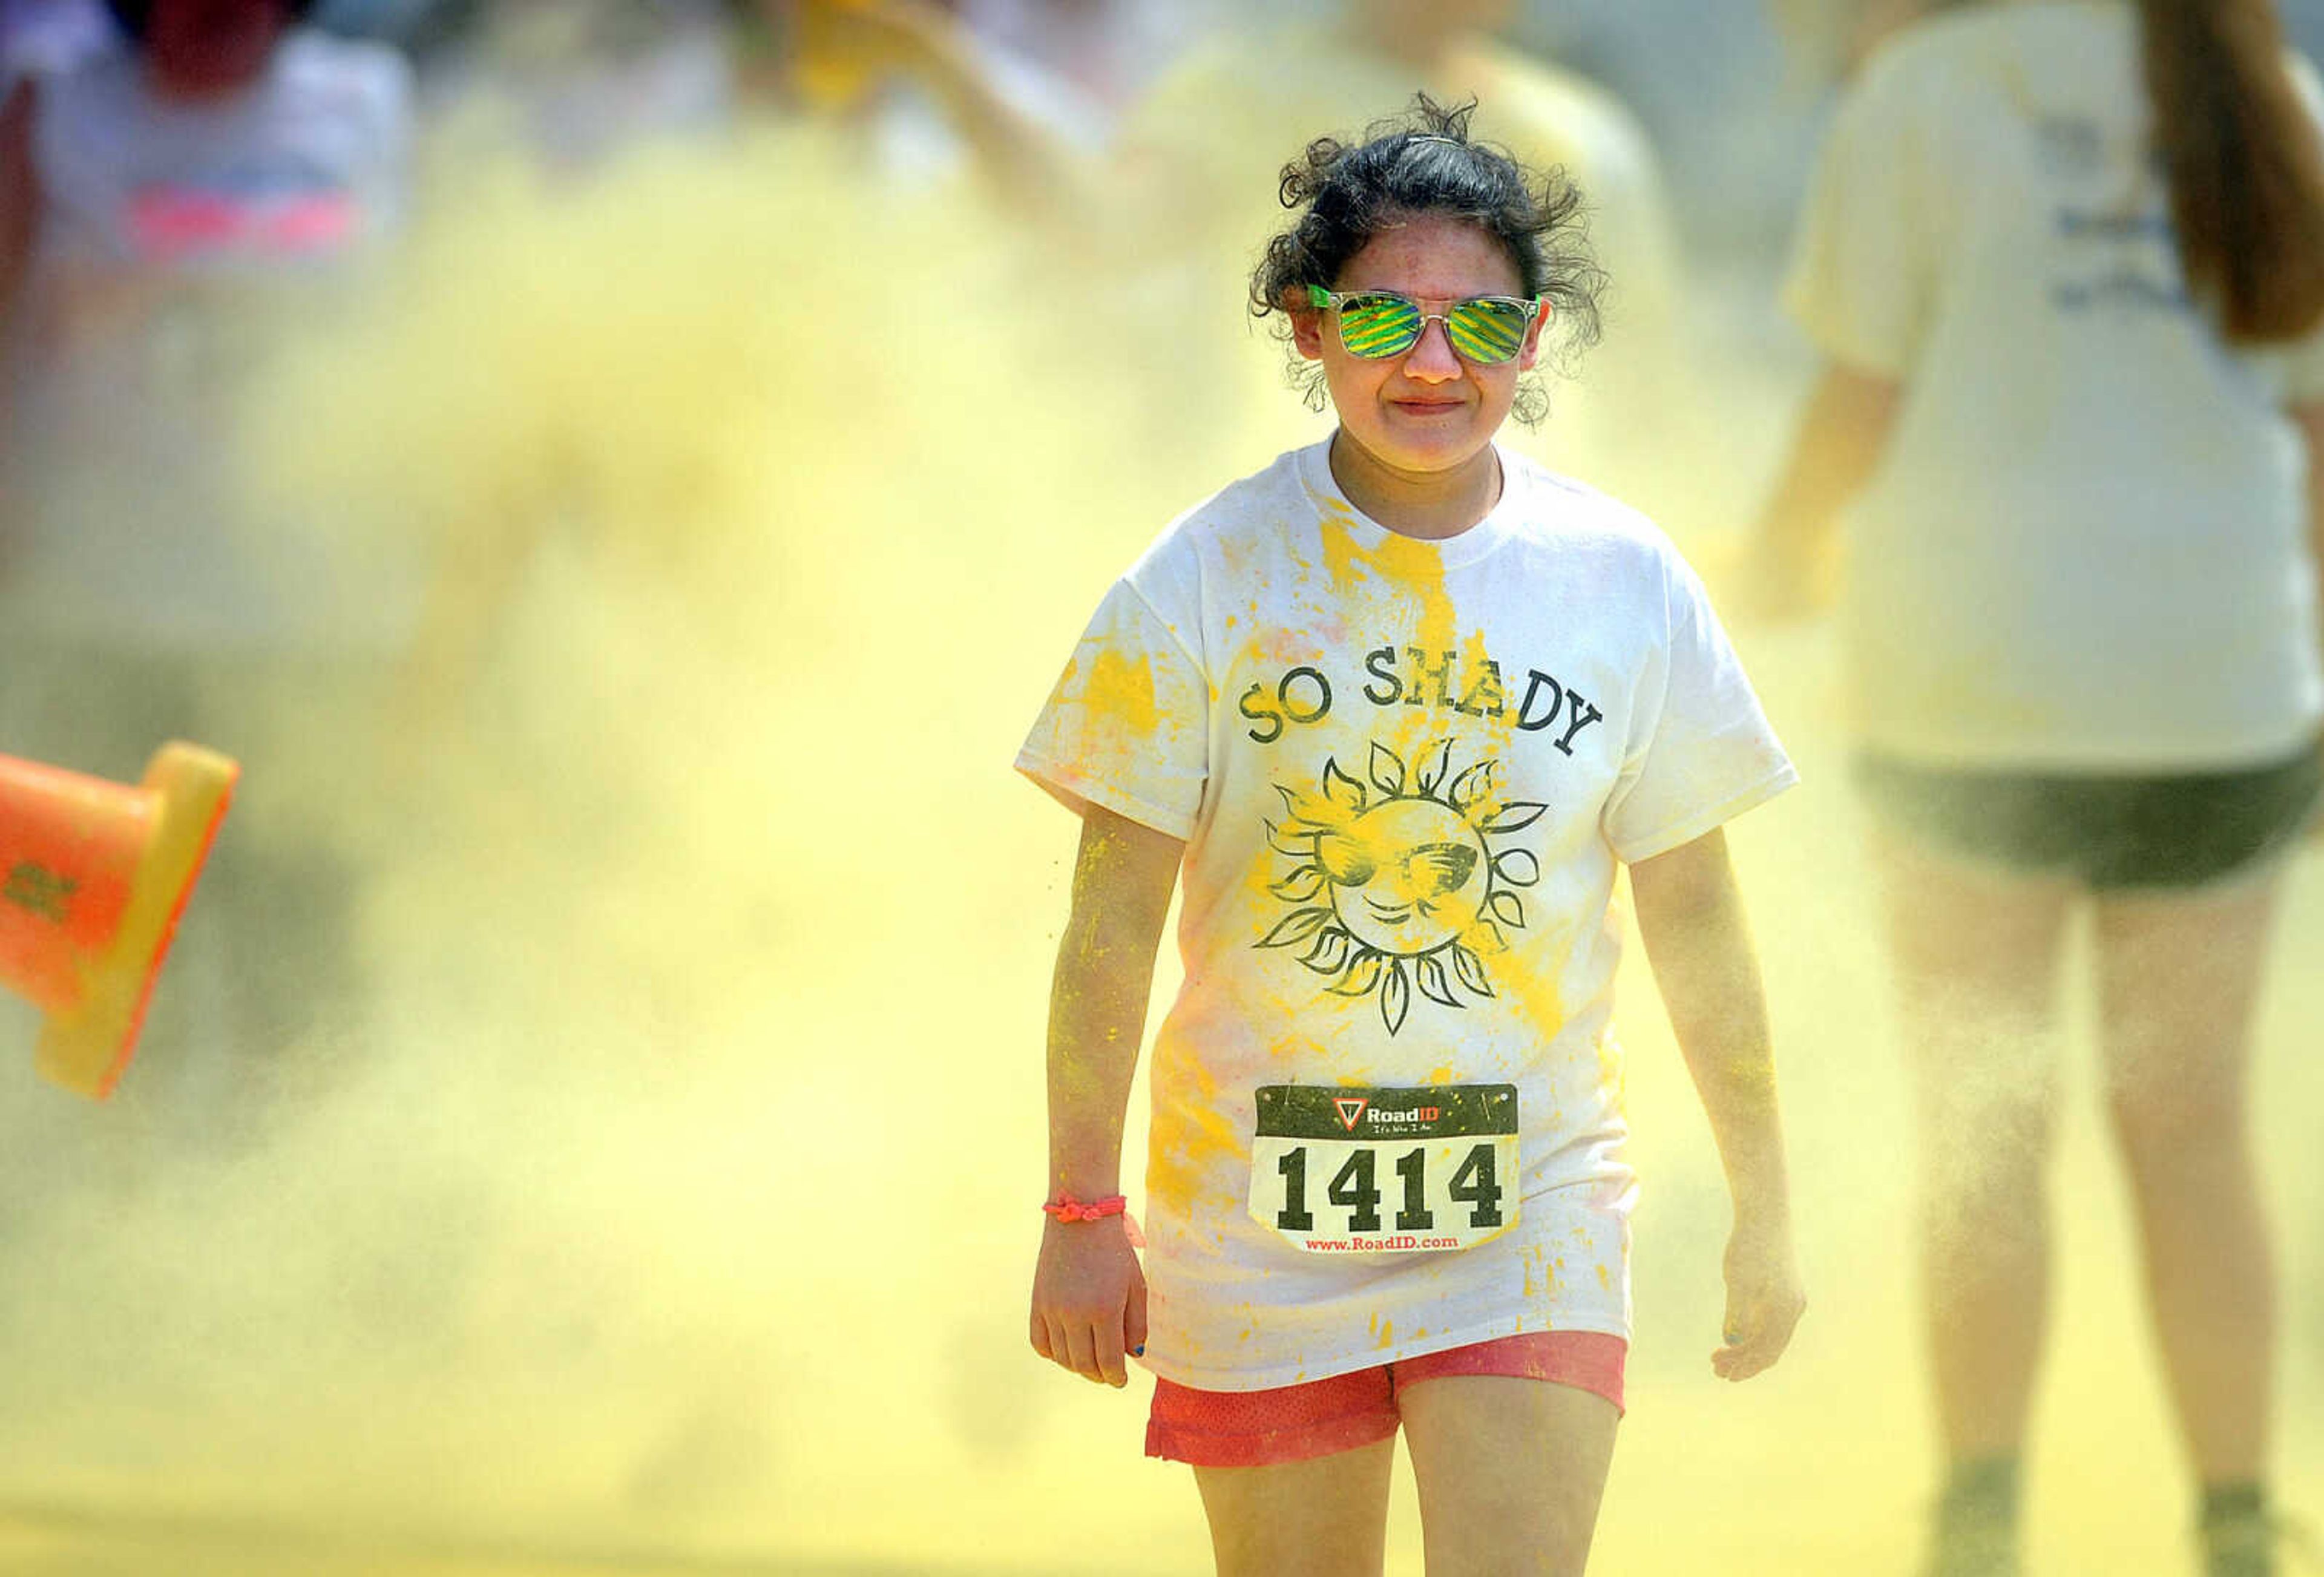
[1306,284,1544,364]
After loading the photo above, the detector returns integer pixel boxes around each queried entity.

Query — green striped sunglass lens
[1447,298,1533,363]
[1335,293,1425,358]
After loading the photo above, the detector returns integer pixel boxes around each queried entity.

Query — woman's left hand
[1712,1212,1806,1382]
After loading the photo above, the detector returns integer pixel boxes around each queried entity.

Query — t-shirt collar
[1295,436,1524,571]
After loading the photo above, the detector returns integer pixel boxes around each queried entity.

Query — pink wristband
[1042,1192,1128,1224]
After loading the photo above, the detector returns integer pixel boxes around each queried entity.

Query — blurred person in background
[742,0,1095,208]
[1770,0,1962,77]
[951,0,1187,148]
[1023,96,1804,1577]
[1,0,112,84]
[1118,0,1695,518]
[427,0,734,171]
[0,0,412,1113]
[1,2,107,318]
[1744,2,2324,1572]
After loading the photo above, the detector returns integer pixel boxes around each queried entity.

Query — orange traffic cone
[0,742,239,1098]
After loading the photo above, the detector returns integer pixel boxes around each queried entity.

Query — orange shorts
[1145,1331,1627,1467]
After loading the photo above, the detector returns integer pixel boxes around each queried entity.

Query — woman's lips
[1393,399,1466,415]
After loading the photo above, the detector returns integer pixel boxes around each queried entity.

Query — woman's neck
[1328,432,1503,540]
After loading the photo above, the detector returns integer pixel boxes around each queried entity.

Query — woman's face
[143,0,292,97]
[1293,214,1541,487]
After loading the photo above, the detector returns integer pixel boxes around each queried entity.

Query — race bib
[1249,1084,1518,1254]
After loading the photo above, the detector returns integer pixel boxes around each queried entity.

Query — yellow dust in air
[1,38,2319,1577]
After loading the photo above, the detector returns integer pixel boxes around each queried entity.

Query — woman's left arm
[1628,826,1807,1381]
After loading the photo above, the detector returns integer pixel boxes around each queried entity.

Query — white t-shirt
[0,29,413,652]
[0,0,110,84]
[1784,0,2324,770]
[1018,439,1794,1390]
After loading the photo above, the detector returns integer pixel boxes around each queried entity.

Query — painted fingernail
[1132,1344,1145,1357]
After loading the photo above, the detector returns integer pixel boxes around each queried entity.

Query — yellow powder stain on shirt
[1465,905,1566,1043]
[1272,1032,1331,1064]
[1316,503,1368,594]
[1146,1050,1244,1216]
[1315,508,1461,666]
[1597,1263,1613,1293]
[1373,1316,1395,1349]
[1595,1034,1626,1107]
[1083,646,1160,736]
[1459,626,1522,758]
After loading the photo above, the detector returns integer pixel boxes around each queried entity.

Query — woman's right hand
[1029,1216,1148,1388]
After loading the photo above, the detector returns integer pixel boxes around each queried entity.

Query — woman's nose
[1403,317,1463,380]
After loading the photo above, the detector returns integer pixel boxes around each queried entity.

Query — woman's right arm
[2295,401,2324,660]
[1736,360,1903,622]
[1029,803,1184,1388]
[2294,399,2324,832]
[0,78,34,333]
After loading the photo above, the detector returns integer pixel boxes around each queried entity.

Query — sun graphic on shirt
[1259,739,1546,1035]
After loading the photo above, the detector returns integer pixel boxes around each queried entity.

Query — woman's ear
[1516,301,1550,373]
[1288,287,1327,361]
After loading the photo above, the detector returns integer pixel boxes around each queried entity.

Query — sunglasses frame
[1305,284,1546,364]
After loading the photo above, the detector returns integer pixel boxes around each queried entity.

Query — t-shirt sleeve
[1015,576,1211,841]
[1781,61,1937,378]
[1600,551,1798,864]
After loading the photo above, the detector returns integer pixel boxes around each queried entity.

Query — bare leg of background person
[2094,876,2280,1495]
[1874,829,2076,1469]
[1874,828,2075,1574]
[1193,1434,1395,1577]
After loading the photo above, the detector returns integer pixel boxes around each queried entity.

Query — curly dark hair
[1249,94,1605,427]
